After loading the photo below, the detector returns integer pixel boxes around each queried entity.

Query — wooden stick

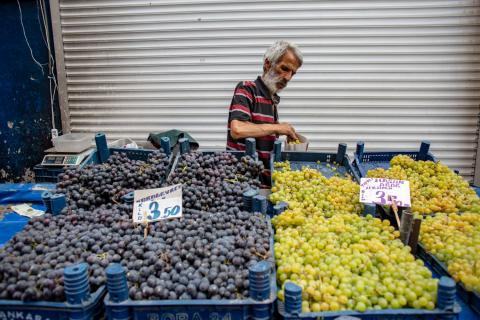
[400,210,414,245]
[389,196,401,229]
[143,211,149,239]
[408,217,422,254]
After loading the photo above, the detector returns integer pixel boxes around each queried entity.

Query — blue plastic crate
[471,186,480,198]
[33,148,97,183]
[120,149,264,230]
[34,159,96,183]
[85,147,168,164]
[352,141,437,179]
[105,289,276,320]
[270,151,359,181]
[0,183,107,317]
[268,144,360,216]
[417,243,480,315]
[277,278,461,320]
[82,147,175,187]
[33,165,65,183]
[0,286,106,320]
[192,150,250,159]
[104,216,277,320]
[270,143,360,184]
[270,142,359,181]
[168,150,252,180]
[276,300,461,320]
[0,209,107,318]
[83,132,173,166]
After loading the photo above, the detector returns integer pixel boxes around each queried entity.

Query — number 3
[149,201,161,220]
[376,191,386,204]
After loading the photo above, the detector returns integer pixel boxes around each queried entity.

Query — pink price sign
[359,178,411,207]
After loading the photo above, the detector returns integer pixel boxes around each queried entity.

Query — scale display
[41,153,89,167]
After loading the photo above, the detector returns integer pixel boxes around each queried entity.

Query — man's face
[263,50,301,94]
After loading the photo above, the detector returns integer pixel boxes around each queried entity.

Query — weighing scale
[40,147,93,167]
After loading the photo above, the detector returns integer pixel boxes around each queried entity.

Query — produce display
[56,150,171,210]
[421,213,480,293]
[269,162,362,219]
[0,149,273,303]
[167,152,263,212]
[2,143,476,318]
[274,214,438,312]
[367,155,480,215]
[0,204,272,302]
[270,163,438,313]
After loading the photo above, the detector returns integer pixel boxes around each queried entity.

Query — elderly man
[226,41,303,168]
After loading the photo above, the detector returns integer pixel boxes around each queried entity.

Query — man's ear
[263,59,271,73]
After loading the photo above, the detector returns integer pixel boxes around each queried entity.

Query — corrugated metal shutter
[54,0,480,179]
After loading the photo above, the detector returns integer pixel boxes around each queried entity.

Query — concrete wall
[0,0,60,182]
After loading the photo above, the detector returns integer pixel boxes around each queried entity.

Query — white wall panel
[53,0,480,178]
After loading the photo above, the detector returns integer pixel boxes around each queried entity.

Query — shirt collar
[255,76,280,104]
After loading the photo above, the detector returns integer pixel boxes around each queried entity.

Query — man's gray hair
[263,40,303,66]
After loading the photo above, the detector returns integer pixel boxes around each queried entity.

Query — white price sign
[133,184,182,223]
[360,178,411,207]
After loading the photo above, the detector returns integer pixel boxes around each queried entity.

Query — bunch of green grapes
[367,155,480,215]
[421,213,480,292]
[274,214,438,312]
[270,163,362,222]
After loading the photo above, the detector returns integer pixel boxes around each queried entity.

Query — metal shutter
[51,0,480,179]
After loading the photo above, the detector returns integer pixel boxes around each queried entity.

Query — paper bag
[284,133,309,152]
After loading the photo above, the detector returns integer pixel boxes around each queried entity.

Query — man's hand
[230,120,299,140]
[276,122,299,141]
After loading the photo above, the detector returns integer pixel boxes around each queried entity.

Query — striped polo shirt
[226,76,279,168]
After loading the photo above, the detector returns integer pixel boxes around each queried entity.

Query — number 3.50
[148,202,180,220]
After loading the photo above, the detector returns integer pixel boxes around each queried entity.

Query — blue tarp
[0,208,43,247]
[0,183,54,247]
[0,183,56,204]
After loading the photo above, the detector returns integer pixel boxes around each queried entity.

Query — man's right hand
[229,120,299,141]
[276,122,299,141]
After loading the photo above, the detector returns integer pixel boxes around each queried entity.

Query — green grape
[367,155,480,215]
[270,163,362,226]
[275,214,437,312]
[421,212,480,292]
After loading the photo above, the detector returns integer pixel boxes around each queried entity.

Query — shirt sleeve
[228,82,253,122]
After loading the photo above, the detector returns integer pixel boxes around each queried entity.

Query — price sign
[133,184,182,223]
[359,178,411,207]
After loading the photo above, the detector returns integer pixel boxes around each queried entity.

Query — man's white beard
[263,68,285,95]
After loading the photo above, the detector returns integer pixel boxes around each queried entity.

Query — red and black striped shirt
[226,76,279,168]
